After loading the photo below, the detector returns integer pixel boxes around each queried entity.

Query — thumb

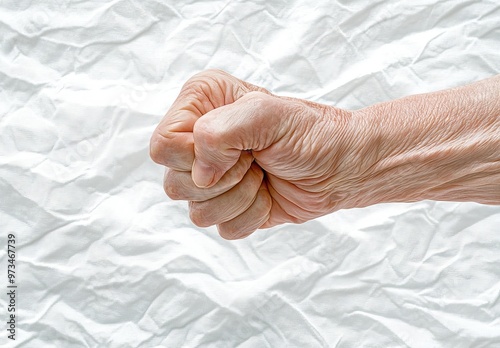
[192,91,283,188]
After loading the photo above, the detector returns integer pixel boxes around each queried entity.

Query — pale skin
[150,70,500,240]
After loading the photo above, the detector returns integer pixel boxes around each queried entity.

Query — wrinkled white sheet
[1,0,500,347]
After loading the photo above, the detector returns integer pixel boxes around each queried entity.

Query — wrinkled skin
[150,70,363,239]
[150,70,500,239]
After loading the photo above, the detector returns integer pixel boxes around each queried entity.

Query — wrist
[352,77,500,205]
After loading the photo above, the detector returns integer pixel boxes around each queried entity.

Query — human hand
[150,70,367,239]
[151,71,500,239]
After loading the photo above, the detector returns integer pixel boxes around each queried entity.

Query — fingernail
[192,159,215,188]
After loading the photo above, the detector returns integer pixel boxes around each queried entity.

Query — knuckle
[149,132,165,164]
[243,90,271,108]
[150,131,173,165]
[163,171,182,200]
[163,182,180,200]
[179,82,198,99]
[184,69,227,93]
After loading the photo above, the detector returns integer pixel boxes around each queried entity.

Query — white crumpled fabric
[1,0,499,347]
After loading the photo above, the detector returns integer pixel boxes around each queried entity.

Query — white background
[1,0,499,347]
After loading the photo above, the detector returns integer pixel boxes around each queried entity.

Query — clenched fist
[149,69,359,239]
[150,70,500,239]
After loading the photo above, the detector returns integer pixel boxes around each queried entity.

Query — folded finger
[188,163,264,227]
[164,151,254,201]
[216,181,272,240]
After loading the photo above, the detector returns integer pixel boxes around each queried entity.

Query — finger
[216,181,272,240]
[150,91,200,170]
[150,130,194,171]
[192,91,287,188]
[150,69,265,170]
[163,151,254,201]
[150,78,214,170]
[189,163,264,227]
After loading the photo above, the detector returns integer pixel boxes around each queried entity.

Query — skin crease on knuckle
[149,131,171,166]
[150,108,198,170]
[189,163,264,228]
[185,69,255,110]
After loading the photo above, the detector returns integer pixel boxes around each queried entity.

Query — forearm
[349,75,500,206]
